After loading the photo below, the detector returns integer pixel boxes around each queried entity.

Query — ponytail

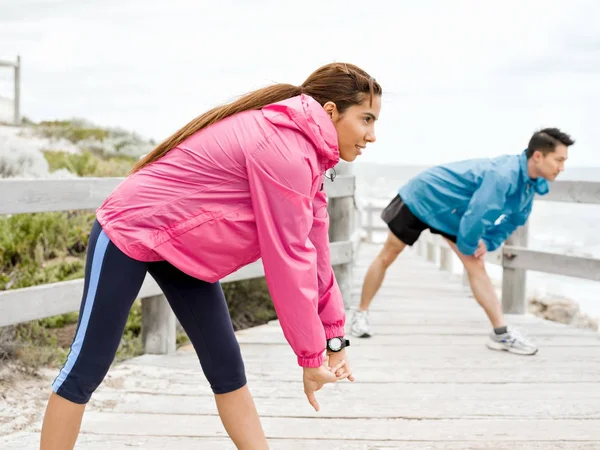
[130,84,303,174]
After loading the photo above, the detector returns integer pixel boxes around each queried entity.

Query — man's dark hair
[526,128,575,158]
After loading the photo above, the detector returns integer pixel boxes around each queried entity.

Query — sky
[0,0,599,167]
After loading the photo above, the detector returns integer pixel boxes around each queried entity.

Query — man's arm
[457,172,511,255]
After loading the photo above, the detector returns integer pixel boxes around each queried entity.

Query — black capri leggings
[52,220,246,404]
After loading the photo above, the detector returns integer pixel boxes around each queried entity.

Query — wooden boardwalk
[2,243,600,449]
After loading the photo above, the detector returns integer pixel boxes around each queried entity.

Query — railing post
[366,202,373,243]
[14,55,20,126]
[416,239,425,257]
[142,294,177,354]
[328,161,353,309]
[426,233,436,263]
[440,246,452,272]
[501,221,529,314]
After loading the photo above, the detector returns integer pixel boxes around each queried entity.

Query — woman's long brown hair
[129,62,382,174]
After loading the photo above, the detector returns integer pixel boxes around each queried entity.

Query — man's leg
[443,238,537,355]
[352,231,407,337]
[443,238,504,328]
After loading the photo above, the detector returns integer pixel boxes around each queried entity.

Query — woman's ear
[322,101,338,120]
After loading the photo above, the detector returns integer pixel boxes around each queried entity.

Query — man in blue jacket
[353,128,575,355]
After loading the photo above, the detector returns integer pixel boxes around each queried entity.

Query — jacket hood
[262,94,340,171]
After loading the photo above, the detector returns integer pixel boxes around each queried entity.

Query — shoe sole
[486,339,538,355]
[351,330,372,338]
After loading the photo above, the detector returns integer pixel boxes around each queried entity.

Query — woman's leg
[148,262,268,450]
[40,220,148,450]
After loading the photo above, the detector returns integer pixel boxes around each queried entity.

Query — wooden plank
[0,59,18,67]
[346,322,596,337]
[89,387,600,419]
[538,180,600,204]
[121,353,600,384]
[362,181,600,211]
[503,245,600,282]
[0,276,162,327]
[97,365,600,394]
[0,177,123,214]
[484,248,502,265]
[323,173,355,199]
[235,328,600,346]
[0,175,355,215]
[3,433,599,450]
[71,412,600,440]
[0,242,353,327]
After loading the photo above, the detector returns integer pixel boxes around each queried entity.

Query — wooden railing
[360,180,600,314]
[0,163,358,353]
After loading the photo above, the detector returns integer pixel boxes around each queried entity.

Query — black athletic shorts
[380,195,457,246]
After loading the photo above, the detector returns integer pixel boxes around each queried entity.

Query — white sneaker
[351,309,372,338]
[486,327,538,355]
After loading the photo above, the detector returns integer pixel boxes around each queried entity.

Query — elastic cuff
[53,385,90,405]
[211,377,247,395]
[297,351,325,368]
[457,241,477,256]
[483,239,498,252]
[324,323,346,340]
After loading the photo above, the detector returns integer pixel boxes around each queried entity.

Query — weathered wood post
[426,234,436,263]
[142,293,177,354]
[440,245,453,272]
[14,55,20,126]
[416,239,425,257]
[365,202,373,243]
[328,161,353,309]
[501,221,529,314]
[0,55,20,126]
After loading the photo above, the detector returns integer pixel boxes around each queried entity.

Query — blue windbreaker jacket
[398,150,549,255]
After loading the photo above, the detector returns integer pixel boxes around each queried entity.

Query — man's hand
[473,240,487,260]
[326,348,355,382]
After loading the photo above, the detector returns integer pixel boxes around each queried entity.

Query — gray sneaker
[351,309,372,338]
[486,328,538,355]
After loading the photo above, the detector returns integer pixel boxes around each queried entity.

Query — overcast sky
[1,0,598,167]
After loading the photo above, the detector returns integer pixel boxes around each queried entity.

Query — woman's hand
[326,349,355,382]
[303,358,350,411]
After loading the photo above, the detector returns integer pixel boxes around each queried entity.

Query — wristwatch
[326,336,350,352]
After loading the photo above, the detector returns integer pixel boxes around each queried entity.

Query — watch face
[329,337,342,351]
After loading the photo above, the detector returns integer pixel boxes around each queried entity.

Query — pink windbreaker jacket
[96,94,345,368]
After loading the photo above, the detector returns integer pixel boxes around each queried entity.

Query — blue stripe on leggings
[52,230,110,392]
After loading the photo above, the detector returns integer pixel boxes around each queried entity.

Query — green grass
[36,120,110,143]
[43,150,137,177]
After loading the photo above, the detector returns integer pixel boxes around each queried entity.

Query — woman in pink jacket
[40,62,382,449]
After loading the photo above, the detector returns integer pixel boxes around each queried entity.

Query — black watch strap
[326,337,350,352]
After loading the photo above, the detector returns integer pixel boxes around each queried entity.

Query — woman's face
[325,95,381,162]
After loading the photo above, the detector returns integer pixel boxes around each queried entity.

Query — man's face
[531,144,568,181]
